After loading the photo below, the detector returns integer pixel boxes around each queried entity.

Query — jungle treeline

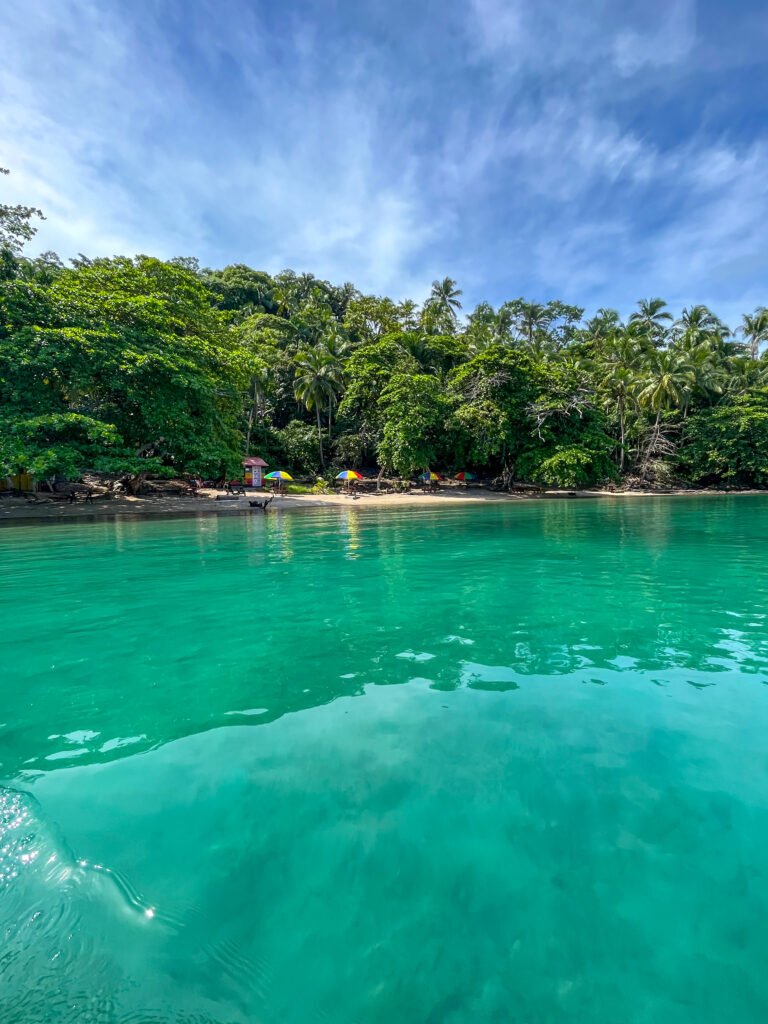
[2,176,767,491]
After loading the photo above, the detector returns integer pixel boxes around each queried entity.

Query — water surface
[2,497,768,1022]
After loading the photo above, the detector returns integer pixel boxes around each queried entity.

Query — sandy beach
[0,484,761,524]
[0,487,515,523]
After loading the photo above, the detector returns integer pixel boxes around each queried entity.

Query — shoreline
[0,485,765,527]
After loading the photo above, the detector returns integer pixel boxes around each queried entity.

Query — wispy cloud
[611,0,696,77]
[0,0,441,297]
[1,0,767,323]
[467,0,696,79]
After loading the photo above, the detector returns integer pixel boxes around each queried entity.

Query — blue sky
[2,0,767,326]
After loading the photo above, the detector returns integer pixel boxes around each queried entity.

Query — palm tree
[294,347,338,469]
[319,323,350,360]
[725,354,768,396]
[396,299,420,331]
[583,325,649,470]
[666,306,732,409]
[606,324,652,367]
[629,298,673,347]
[273,286,299,319]
[245,364,270,456]
[396,331,430,366]
[429,277,462,317]
[740,307,768,360]
[593,328,648,470]
[512,302,551,350]
[672,305,723,350]
[465,302,496,353]
[635,349,695,413]
[675,304,724,335]
[634,349,696,473]
[688,344,727,408]
[583,308,623,344]
[600,362,637,470]
[318,328,348,440]
[327,281,359,322]
[296,273,319,302]
[493,303,515,345]
[422,278,462,333]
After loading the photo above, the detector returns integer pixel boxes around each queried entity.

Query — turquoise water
[2,497,768,1023]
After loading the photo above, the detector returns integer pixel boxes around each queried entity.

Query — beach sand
[0,487,514,522]
[0,485,759,524]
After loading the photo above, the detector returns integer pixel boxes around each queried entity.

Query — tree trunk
[618,403,625,471]
[640,412,661,477]
[245,403,254,456]
[328,396,333,443]
[126,472,148,496]
[316,407,325,469]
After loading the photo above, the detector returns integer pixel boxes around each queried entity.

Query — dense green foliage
[679,389,768,486]
[2,172,767,489]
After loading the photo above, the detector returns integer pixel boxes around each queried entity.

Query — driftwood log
[248,496,274,512]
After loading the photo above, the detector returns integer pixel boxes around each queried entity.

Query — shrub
[333,433,364,469]
[272,420,322,474]
[679,389,768,486]
[519,443,618,489]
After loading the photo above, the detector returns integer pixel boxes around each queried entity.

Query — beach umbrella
[336,470,363,480]
[455,472,475,481]
[421,471,440,482]
[265,471,293,481]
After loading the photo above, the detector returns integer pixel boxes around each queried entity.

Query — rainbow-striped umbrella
[336,470,363,480]
[455,471,476,481]
[265,470,293,481]
[421,471,440,482]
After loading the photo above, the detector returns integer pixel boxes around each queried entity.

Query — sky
[1,0,767,326]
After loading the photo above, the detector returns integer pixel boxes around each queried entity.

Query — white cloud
[467,0,525,58]
[0,0,765,326]
[0,0,443,298]
[646,142,768,320]
[611,0,696,77]
[506,136,768,328]
[504,103,660,200]
[467,0,696,81]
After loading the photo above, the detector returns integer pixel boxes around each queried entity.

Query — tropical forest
[2,173,767,493]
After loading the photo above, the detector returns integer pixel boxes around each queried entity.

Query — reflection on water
[340,507,362,559]
[1,497,768,1022]
[2,498,766,776]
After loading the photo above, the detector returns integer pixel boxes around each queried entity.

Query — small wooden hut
[242,457,268,488]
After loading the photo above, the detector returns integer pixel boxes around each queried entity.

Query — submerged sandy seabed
[0,485,763,524]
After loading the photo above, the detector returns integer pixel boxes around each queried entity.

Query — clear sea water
[1,497,768,1023]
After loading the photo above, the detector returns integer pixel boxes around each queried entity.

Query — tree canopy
[2,171,767,491]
